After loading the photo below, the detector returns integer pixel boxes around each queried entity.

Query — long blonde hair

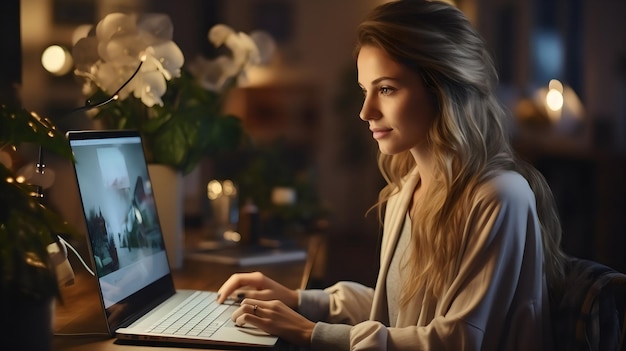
[356,0,566,303]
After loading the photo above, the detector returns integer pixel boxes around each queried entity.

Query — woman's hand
[216,272,299,310]
[234,298,315,347]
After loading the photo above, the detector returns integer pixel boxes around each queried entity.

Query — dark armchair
[551,257,626,351]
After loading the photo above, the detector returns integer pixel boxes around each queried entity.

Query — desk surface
[53,244,307,351]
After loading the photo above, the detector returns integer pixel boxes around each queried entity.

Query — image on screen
[71,136,170,307]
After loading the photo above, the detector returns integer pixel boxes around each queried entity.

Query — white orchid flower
[208,24,236,47]
[143,42,184,81]
[72,12,183,107]
[227,32,261,68]
[187,55,238,93]
[95,12,139,43]
[93,61,137,100]
[73,14,275,112]
[133,70,167,107]
[196,24,276,92]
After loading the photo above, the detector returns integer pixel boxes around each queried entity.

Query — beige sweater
[300,168,553,350]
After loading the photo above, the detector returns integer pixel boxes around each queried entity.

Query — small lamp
[533,79,585,135]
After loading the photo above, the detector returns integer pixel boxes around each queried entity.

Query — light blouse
[298,169,553,350]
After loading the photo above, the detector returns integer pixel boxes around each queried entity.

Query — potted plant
[0,99,77,350]
[70,13,276,175]
[69,13,276,267]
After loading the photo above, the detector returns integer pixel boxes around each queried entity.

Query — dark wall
[0,0,21,104]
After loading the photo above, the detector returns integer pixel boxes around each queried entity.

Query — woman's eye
[380,86,395,95]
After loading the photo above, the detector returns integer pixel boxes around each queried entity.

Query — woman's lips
[371,128,392,139]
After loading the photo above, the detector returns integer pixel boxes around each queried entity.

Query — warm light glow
[532,78,585,128]
[207,179,237,199]
[207,180,223,200]
[548,79,564,92]
[222,180,237,196]
[546,88,564,112]
[223,230,241,242]
[271,186,296,205]
[41,45,73,75]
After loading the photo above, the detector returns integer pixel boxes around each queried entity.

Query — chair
[551,257,626,351]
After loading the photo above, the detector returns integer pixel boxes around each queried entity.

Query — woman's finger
[241,298,265,314]
[234,298,315,346]
[216,272,265,303]
[232,288,278,302]
[233,300,265,327]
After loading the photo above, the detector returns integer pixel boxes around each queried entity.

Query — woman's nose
[359,96,381,121]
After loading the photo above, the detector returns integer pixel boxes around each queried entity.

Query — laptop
[66,129,278,347]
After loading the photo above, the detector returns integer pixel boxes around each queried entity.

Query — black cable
[67,59,145,116]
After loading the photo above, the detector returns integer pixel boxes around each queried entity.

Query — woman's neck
[410,146,433,192]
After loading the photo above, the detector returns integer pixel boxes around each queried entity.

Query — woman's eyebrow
[368,76,400,86]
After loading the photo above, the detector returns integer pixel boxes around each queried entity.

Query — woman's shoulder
[475,170,535,206]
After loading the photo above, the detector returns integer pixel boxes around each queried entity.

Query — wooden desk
[53,254,306,350]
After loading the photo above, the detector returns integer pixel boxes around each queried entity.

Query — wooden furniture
[52,240,308,350]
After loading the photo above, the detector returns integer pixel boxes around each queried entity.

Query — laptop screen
[67,130,176,331]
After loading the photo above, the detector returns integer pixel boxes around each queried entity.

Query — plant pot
[147,164,185,269]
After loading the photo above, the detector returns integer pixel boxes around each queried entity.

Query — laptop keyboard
[146,291,230,337]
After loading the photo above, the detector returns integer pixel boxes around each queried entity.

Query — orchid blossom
[72,13,184,107]
[70,15,274,174]
[188,24,276,93]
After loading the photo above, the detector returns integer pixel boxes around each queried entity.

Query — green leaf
[0,104,74,161]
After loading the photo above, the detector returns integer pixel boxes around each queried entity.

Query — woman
[216,0,566,349]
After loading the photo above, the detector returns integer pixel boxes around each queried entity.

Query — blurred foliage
[1,103,77,300]
[213,138,329,237]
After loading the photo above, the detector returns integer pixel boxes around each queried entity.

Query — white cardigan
[301,168,553,350]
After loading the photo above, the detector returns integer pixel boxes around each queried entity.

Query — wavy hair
[356,0,566,303]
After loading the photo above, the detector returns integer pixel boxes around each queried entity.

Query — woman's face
[357,45,436,155]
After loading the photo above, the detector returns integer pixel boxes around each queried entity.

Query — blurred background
[2,0,625,288]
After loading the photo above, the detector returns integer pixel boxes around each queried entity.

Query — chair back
[551,257,626,351]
